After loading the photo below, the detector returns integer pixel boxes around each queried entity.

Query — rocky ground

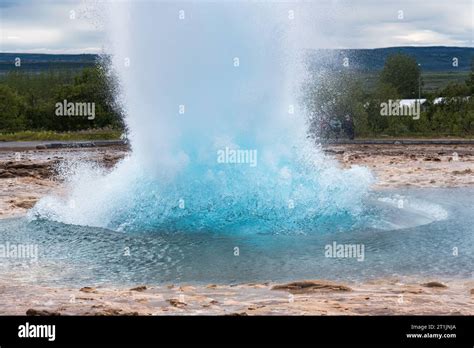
[324,143,474,188]
[0,146,126,218]
[0,143,472,315]
[1,278,472,315]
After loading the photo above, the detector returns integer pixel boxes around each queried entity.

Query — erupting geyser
[31,2,374,233]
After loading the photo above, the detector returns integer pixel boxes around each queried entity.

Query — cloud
[0,0,472,54]
[0,0,103,54]
[295,0,473,49]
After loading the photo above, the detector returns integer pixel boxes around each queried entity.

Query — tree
[365,82,399,135]
[440,83,470,98]
[467,58,474,95]
[0,85,27,131]
[380,53,422,99]
[52,67,124,131]
[305,70,368,139]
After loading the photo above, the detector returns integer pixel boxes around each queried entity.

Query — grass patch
[0,130,123,142]
[356,134,474,140]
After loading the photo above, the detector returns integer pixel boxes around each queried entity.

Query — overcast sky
[1,0,472,54]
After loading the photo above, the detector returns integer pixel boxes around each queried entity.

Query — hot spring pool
[0,188,472,287]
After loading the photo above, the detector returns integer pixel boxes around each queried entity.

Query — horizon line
[1,45,473,56]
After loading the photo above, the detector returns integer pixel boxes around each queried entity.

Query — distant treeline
[306,54,474,139]
[0,66,124,132]
[307,46,474,72]
[0,52,473,138]
[0,53,97,73]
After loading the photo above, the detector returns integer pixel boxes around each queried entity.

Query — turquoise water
[2,3,471,287]
[1,188,472,286]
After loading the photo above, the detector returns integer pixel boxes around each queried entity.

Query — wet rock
[167,299,187,308]
[26,309,61,316]
[130,285,147,292]
[421,281,447,288]
[95,308,139,316]
[272,280,352,293]
[0,170,15,178]
[226,312,248,316]
[10,198,37,209]
[102,154,124,168]
[403,288,424,294]
[324,149,345,155]
[452,169,472,175]
[423,157,441,161]
[80,287,98,293]
[349,154,360,160]
[248,304,265,310]
[0,160,54,179]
